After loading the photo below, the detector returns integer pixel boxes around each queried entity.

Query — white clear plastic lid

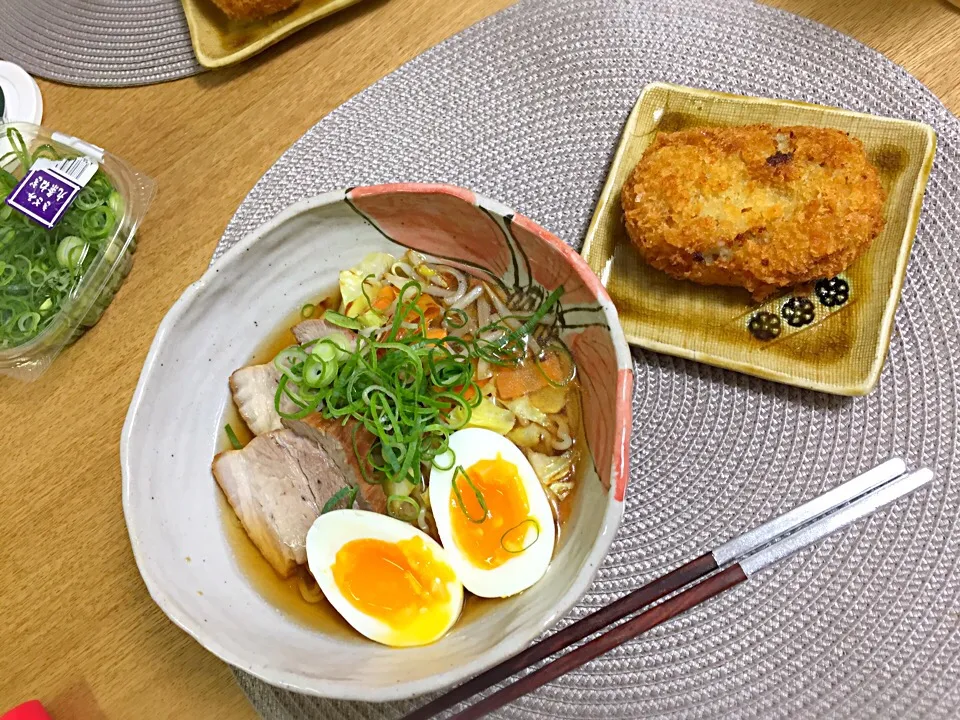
[0,61,43,125]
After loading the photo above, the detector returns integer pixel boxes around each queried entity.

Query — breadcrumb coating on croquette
[621,124,886,300]
[211,0,299,20]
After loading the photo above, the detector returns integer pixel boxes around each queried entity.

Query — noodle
[452,284,483,310]
[552,418,573,451]
[297,571,325,604]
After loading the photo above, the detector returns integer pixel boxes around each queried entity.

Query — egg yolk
[331,536,456,645]
[450,454,536,569]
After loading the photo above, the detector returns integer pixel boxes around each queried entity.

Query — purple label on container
[5,168,81,230]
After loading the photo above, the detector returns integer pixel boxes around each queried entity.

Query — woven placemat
[213,0,960,717]
[0,1,201,87]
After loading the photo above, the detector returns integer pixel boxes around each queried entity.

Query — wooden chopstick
[401,458,919,720]
[400,553,718,720]
[401,458,906,720]
[451,564,749,720]
[443,466,932,720]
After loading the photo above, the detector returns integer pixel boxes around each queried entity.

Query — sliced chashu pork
[292,318,354,346]
[213,429,348,577]
[282,412,387,515]
[229,320,356,438]
[217,321,388,575]
[230,364,283,435]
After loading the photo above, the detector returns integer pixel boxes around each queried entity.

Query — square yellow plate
[582,82,936,396]
[181,0,366,69]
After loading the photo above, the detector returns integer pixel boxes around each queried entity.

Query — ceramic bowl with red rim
[122,183,633,699]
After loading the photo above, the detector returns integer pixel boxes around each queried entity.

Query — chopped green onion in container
[0,123,155,380]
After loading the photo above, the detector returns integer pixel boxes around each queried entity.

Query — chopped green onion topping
[300,303,316,319]
[322,310,363,330]
[321,486,359,514]
[432,449,456,472]
[501,518,541,553]
[387,495,421,523]
[271,278,565,489]
[224,423,244,450]
[535,339,576,387]
[495,286,564,352]
[442,307,468,329]
[452,465,488,523]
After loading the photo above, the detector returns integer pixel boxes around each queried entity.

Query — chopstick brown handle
[403,552,718,720]
[451,564,748,720]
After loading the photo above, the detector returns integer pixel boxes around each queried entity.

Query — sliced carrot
[495,363,547,400]
[495,353,566,400]
[372,285,397,311]
[440,383,479,402]
[541,353,568,382]
[426,328,447,339]
[420,295,442,325]
[404,293,442,326]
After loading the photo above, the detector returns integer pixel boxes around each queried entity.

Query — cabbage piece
[504,395,549,427]
[386,478,417,497]
[454,396,515,435]
[529,385,567,415]
[357,308,387,328]
[339,252,395,317]
[549,481,575,502]
[526,449,575,487]
[507,423,543,448]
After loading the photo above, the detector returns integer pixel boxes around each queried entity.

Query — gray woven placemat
[213,0,960,718]
[0,0,201,87]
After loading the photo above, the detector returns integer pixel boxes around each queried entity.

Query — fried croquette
[210,0,299,20]
[621,124,886,300]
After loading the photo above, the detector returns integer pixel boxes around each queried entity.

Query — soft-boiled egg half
[305,509,463,647]
[429,428,556,598]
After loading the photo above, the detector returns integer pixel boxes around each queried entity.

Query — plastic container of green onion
[0,123,155,380]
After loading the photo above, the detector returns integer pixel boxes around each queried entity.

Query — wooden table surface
[1,0,958,717]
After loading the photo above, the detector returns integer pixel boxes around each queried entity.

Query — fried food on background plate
[621,124,886,300]
[210,0,300,20]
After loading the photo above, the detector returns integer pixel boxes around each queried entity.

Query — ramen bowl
[121,183,633,700]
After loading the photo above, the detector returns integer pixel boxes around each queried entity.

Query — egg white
[429,428,557,598]
[305,509,463,647]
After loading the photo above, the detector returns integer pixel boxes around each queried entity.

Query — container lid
[0,62,43,125]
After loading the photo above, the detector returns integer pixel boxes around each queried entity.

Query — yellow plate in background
[582,82,936,396]
[181,0,367,69]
